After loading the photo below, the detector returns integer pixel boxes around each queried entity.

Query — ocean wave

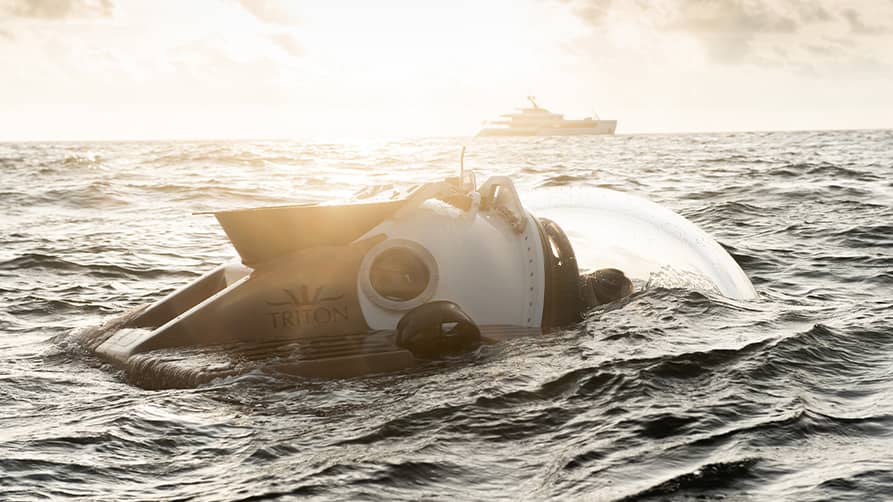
[62,153,103,167]
[0,252,185,280]
[624,457,762,499]
[2,132,892,500]
[36,181,129,208]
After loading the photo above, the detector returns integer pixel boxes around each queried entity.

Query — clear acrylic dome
[525,187,758,301]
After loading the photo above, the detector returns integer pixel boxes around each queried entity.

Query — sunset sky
[2,0,892,140]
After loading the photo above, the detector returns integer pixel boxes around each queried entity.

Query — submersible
[77,169,756,388]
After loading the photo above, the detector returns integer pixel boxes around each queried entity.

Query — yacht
[477,96,617,136]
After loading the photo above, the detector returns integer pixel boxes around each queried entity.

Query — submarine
[76,169,757,388]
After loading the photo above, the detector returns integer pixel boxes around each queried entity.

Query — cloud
[234,1,304,59]
[794,2,831,23]
[238,0,301,25]
[843,8,887,35]
[570,0,613,24]
[664,0,797,35]
[649,0,800,64]
[1,0,114,19]
[270,32,303,57]
[565,0,893,68]
[0,0,309,110]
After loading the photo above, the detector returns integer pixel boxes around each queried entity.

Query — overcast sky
[1,0,892,140]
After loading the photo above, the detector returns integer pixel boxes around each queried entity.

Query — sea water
[1,131,891,500]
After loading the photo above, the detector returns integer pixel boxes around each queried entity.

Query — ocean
[1,130,891,500]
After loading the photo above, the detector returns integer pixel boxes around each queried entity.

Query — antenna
[457,145,475,192]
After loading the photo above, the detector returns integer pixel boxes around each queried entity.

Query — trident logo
[266,285,344,307]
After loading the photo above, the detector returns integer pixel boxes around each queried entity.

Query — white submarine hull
[77,175,756,388]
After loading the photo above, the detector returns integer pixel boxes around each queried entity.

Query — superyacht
[478,96,616,136]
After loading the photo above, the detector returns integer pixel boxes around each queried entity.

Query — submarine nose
[526,187,757,301]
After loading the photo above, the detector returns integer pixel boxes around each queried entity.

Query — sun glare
[1,0,892,140]
[606,21,643,50]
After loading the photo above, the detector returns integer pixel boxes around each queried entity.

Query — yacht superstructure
[478,96,616,137]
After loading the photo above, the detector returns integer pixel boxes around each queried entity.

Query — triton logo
[266,285,344,307]
[266,285,349,330]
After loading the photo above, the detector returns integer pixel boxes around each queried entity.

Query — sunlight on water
[1,131,892,500]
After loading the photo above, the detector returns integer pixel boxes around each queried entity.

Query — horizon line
[1,126,890,144]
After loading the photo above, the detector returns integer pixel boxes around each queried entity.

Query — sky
[1,0,892,140]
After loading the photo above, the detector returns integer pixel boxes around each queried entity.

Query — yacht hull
[477,120,617,137]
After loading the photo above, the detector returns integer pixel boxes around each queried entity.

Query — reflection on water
[1,130,892,500]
